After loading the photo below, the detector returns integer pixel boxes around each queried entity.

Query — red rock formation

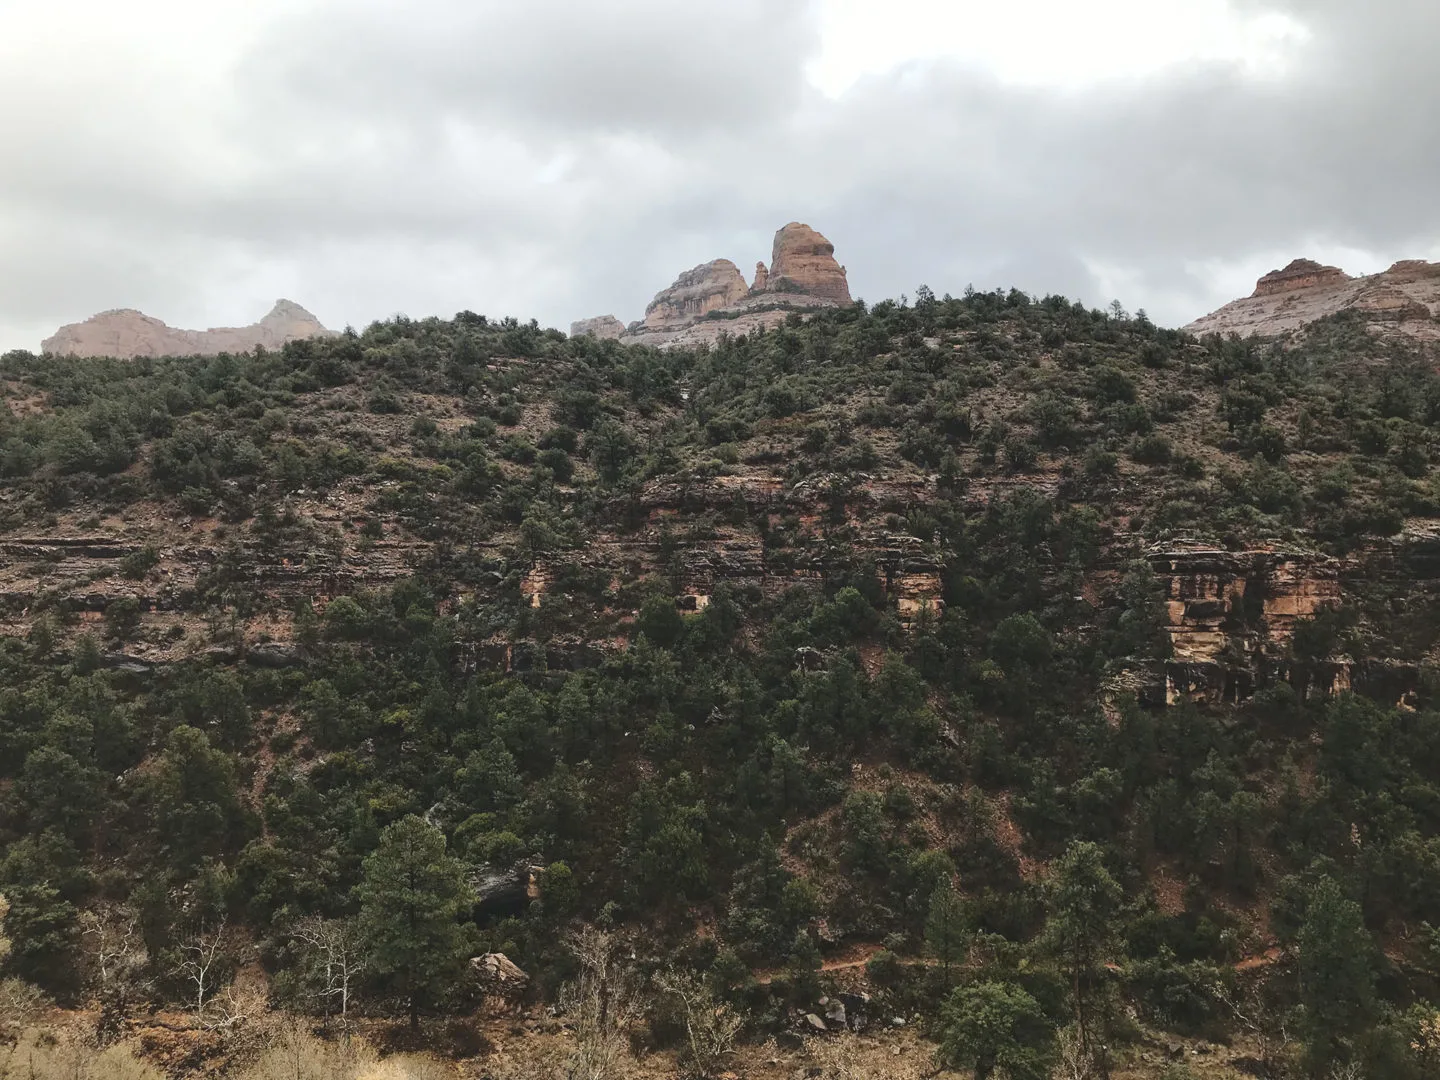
[1251,258,1351,297]
[571,223,854,349]
[42,300,335,358]
[765,223,851,303]
[641,259,750,330]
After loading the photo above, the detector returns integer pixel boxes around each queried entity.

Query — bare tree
[291,916,364,1029]
[655,970,743,1080]
[82,905,144,992]
[81,904,148,1042]
[1212,978,1296,1078]
[1053,1024,1096,1080]
[558,928,645,1080]
[173,919,231,1020]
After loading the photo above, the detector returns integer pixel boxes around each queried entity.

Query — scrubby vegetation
[2,291,1440,1076]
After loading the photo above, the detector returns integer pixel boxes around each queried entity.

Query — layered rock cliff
[641,259,751,330]
[41,299,337,358]
[1185,257,1440,339]
[573,222,853,348]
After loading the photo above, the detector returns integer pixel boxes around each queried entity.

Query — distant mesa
[1186,257,1440,340]
[41,299,338,358]
[571,222,852,348]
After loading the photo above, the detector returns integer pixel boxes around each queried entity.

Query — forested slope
[3,290,1440,1077]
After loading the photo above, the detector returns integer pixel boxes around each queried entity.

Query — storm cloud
[1,0,1437,350]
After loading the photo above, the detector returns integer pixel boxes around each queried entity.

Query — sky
[1,0,1437,351]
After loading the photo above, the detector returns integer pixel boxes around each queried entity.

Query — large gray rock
[470,856,542,913]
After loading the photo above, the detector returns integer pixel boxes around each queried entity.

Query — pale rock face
[751,261,769,292]
[765,222,851,303]
[569,315,625,340]
[1185,258,1440,340]
[41,300,336,358]
[642,259,750,330]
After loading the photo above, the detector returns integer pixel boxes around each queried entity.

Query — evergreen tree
[147,726,245,875]
[356,815,471,1030]
[925,882,969,980]
[1298,875,1375,1069]
[1042,841,1122,1076]
[938,980,1056,1080]
[787,929,822,1002]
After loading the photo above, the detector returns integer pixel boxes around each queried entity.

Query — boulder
[802,1013,829,1034]
[471,952,530,993]
[246,642,303,668]
[642,259,751,330]
[765,223,851,303]
[569,315,625,340]
[42,299,336,359]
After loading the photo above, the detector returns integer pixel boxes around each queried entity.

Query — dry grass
[0,1029,165,1080]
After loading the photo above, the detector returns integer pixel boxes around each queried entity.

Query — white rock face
[41,300,337,358]
[1185,259,1440,340]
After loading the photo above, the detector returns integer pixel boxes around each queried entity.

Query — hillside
[2,292,1440,1077]
[1185,257,1440,341]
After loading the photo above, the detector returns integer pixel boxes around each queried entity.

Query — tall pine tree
[357,815,471,1030]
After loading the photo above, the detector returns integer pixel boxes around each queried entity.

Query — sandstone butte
[570,222,853,348]
[1185,257,1440,340]
[41,299,337,359]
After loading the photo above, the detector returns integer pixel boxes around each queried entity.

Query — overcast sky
[1,0,1436,351]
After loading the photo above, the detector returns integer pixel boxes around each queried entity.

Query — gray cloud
[2,0,1439,351]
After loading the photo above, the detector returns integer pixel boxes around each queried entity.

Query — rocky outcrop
[763,222,851,303]
[1185,258,1440,340]
[42,300,336,359]
[642,259,751,330]
[569,315,625,340]
[571,222,854,349]
[1251,259,1350,297]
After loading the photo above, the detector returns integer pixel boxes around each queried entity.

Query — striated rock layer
[1185,258,1440,340]
[642,259,751,330]
[41,300,337,359]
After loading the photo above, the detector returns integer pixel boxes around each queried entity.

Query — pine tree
[356,815,471,1031]
[1298,875,1375,1069]
[1042,841,1122,1077]
[924,882,969,980]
